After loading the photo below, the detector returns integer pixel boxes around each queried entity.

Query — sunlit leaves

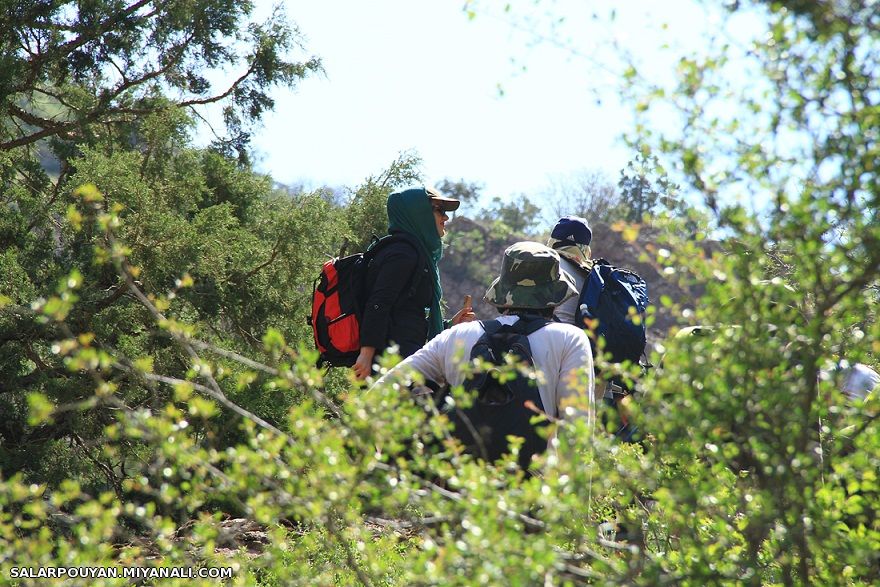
[262,328,286,352]
[2,3,877,581]
[611,220,641,242]
[187,397,218,418]
[33,269,85,321]
[73,183,104,203]
[26,393,55,426]
[66,205,84,230]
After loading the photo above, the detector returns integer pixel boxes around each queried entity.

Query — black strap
[478,319,504,336]
[509,315,552,336]
[479,316,551,337]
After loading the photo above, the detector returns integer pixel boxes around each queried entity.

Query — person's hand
[451,306,476,325]
[352,346,376,380]
[451,295,476,326]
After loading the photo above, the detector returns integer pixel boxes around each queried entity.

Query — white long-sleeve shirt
[373,315,595,418]
[838,363,879,401]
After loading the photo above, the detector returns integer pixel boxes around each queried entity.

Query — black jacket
[360,232,433,358]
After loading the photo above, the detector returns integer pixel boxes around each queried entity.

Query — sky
[200,1,730,203]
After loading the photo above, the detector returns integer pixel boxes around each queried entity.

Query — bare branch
[72,433,122,496]
[2,26,195,151]
[19,0,157,90]
[32,85,82,111]
[187,339,279,376]
[364,515,451,530]
[8,103,62,128]
[244,235,284,280]
[130,370,287,439]
[115,61,259,117]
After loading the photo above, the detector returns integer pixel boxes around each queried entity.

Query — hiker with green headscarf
[353,187,476,380]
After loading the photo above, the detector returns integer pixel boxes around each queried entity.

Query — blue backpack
[574,259,649,365]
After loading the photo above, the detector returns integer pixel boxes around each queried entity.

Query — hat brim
[430,196,460,212]
[550,241,593,271]
[483,271,579,309]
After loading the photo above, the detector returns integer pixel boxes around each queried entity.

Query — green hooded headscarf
[385,187,444,339]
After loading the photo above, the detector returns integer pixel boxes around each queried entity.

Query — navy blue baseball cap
[550,216,592,246]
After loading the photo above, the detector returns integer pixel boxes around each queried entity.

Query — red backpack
[308,234,424,367]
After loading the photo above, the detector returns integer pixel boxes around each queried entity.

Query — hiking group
[309,188,880,469]
[310,185,878,469]
[305,183,880,557]
[310,185,655,469]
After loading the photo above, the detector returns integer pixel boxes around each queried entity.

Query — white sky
[205,1,733,202]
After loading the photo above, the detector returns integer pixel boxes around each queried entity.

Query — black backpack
[308,233,424,367]
[434,316,551,470]
[574,258,649,365]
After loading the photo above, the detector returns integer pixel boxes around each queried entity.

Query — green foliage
[638,201,880,583]
[616,0,880,582]
[1,0,324,492]
[435,178,484,215]
[0,0,321,160]
[479,194,541,236]
[617,150,685,223]
[0,253,618,583]
[4,181,879,585]
[1,97,347,486]
[343,151,423,252]
[2,1,879,584]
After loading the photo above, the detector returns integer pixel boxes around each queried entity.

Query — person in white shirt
[838,362,879,402]
[818,361,879,403]
[373,241,596,421]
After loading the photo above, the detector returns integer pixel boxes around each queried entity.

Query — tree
[0,0,326,489]
[622,1,880,583]
[545,168,623,224]
[0,144,345,483]
[343,151,423,253]
[479,194,541,235]
[1,1,878,584]
[0,0,320,162]
[465,0,879,583]
[617,151,675,222]
[435,177,483,213]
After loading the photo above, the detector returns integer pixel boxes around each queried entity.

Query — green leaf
[263,328,286,351]
[27,393,55,425]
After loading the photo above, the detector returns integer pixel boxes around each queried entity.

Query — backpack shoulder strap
[581,261,612,312]
[479,319,504,336]
[497,317,544,366]
[509,315,552,337]
[366,232,412,258]
[470,320,502,361]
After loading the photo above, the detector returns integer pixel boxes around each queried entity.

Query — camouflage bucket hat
[484,242,579,309]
